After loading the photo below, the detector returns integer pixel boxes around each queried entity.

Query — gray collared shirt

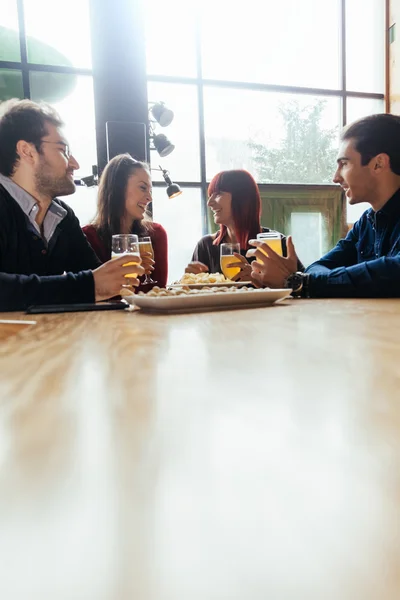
[0,173,67,243]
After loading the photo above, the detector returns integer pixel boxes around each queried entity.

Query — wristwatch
[284,272,309,298]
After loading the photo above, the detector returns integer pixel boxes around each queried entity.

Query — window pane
[291,212,323,266]
[144,0,197,77]
[346,201,369,225]
[151,186,203,284]
[204,88,340,184]
[346,97,384,125]
[24,0,92,68]
[346,0,385,93]
[200,0,340,89]
[30,73,97,178]
[148,82,200,182]
[63,186,98,227]
[0,1,20,61]
[0,69,23,101]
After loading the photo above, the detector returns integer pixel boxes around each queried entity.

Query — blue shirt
[306,188,400,297]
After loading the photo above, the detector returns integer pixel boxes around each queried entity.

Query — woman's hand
[185,261,209,274]
[139,251,155,275]
[226,253,253,282]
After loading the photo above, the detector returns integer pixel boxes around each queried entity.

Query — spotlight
[152,133,175,157]
[153,165,182,198]
[150,101,174,127]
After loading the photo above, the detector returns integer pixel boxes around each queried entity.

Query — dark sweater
[0,184,100,311]
[0,271,95,311]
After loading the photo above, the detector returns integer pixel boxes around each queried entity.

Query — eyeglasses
[40,140,71,159]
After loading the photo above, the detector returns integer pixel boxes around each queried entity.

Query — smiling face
[333,138,378,205]
[207,190,234,226]
[124,168,152,221]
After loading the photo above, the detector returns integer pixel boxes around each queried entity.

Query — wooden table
[1,299,400,600]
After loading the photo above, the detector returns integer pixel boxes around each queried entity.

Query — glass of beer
[220,243,241,280]
[139,236,157,285]
[256,231,283,258]
[111,234,141,279]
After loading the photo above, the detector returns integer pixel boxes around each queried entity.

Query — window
[65,186,98,228]
[30,73,96,177]
[144,0,197,78]
[148,82,200,183]
[0,69,23,100]
[201,0,341,89]
[346,0,385,93]
[0,0,97,224]
[23,0,92,68]
[291,212,324,267]
[145,0,386,236]
[0,0,20,61]
[346,97,384,125]
[204,88,340,184]
[152,186,203,283]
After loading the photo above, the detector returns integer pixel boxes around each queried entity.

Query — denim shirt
[306,188,400,297]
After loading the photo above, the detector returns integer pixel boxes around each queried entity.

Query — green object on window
[0,69,23,100]
[30,71,77,103]
[0,26,20,61]
[0,26,76,102]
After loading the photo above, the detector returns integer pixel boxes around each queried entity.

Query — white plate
[128,288,292,313]
[170,281,252,289]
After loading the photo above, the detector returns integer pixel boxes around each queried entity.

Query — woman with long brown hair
[83,154,168,289]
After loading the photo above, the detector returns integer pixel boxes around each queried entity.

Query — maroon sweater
[82,222,168,290]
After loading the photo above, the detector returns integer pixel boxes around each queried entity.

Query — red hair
[209,170,262,250]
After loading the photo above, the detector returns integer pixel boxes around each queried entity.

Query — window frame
[0,0,388,236]
[147,0,386,233]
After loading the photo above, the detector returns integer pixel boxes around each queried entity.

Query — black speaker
[105,121,148,163]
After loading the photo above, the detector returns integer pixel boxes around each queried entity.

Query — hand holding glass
[256,231,283,257]
[139,236,157,285]
[220,243,241,280]
[111,234,141,278]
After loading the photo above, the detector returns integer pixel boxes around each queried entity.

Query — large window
[0,0,97,225]
[0,1,387,279]
[145,0,386,267]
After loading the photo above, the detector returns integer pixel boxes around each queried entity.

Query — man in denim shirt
[250,113,400,298]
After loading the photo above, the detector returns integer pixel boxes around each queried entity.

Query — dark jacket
[307,188,400,297]
[0,184,100,310]
[0,271,95,311]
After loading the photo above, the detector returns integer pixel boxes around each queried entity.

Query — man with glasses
[0,99,143,310]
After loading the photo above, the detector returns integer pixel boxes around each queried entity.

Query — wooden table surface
[1,299,400,600]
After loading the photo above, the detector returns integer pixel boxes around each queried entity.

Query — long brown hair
[92,154,153,253]
[209,170,262,250]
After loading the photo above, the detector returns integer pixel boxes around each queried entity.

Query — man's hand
[249,236,298,288]
[93,255,145,301]
[185,261,209,275]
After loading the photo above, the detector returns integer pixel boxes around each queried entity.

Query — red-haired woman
[186,169,303,280]
[83,154,168,290]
